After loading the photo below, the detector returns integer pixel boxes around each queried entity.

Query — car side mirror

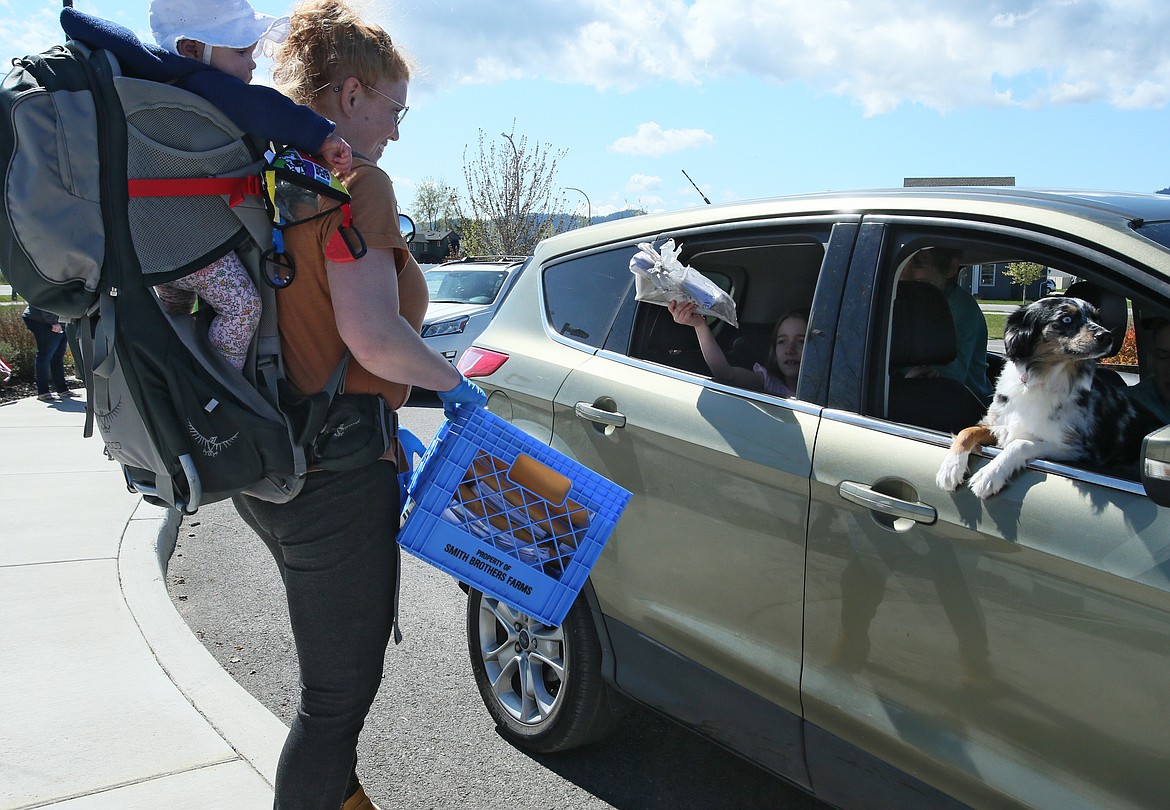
[1141,426,1170,506]
[399,213,416,244]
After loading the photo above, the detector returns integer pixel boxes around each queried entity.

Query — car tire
[466,588,626,753]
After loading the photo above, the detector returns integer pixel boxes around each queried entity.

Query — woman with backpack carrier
[228,2,486,808]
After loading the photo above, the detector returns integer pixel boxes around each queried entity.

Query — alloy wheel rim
[476,595,565,725]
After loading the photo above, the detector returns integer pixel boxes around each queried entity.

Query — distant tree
[1003,261,1047,302]
[457,125,571,256]
[410,177,458,232]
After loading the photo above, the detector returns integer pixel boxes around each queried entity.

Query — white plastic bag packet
[628,239,738,327]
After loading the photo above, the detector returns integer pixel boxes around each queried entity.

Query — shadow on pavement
[520,705,822,809]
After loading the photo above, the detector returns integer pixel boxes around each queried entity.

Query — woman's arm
[327,247,462,392]
[668,300,763,390]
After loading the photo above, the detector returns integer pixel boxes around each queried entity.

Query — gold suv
[455,188,1170,810]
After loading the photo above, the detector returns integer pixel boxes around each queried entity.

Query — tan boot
[340,785,381,810]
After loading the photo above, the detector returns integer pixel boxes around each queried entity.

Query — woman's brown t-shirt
[276,155,428,412]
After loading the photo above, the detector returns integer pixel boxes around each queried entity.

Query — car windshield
[425,270,508,304]
[1135,220,1170,252]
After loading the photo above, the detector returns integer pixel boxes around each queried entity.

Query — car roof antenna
[682,169,712,205]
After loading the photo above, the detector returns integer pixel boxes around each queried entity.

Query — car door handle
[574,401,626,428]
[838,481,937,525]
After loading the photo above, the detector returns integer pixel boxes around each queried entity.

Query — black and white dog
[937,296,1158,499]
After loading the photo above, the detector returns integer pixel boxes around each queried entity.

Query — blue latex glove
[397,428,427,507]
[437,374,487,419]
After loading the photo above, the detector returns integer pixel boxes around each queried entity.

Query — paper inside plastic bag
[628,239,738,327]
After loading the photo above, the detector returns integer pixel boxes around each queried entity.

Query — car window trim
[823,394,1148,497]
[799,222,859,406]
[860,213,1170,298]
[594,348,824,416]
[534,213,864,267]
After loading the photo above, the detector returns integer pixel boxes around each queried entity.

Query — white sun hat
[150,0,290,57]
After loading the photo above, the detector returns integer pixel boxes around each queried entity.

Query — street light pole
[501,132,520,252]
[565,186,591,227]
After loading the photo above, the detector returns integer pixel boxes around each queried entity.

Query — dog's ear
[1003,304,1037,361]
[1069,297,1099,321]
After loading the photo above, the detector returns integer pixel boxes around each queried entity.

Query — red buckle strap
[127,175,263,207]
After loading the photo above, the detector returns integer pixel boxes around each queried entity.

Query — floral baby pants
[155,252,261,370]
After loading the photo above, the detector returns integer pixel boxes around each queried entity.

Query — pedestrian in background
[21,305,76,402]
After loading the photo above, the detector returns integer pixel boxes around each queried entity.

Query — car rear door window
[626,233,830,398]
[543,249,634,349]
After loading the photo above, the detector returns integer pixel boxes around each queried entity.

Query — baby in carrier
[63,0,353,370]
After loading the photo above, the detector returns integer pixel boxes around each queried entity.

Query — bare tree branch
[457,123,571,256]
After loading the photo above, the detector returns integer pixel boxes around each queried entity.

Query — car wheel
[466,588,625,753]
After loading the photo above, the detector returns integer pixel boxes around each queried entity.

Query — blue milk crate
[398,406,631,627]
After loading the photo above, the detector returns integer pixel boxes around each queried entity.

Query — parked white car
[420,257,528,372]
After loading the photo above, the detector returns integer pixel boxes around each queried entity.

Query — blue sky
[4,0,1170,219]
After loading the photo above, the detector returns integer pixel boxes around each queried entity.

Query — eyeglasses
[361,83,409,126]
[312,81,409,126]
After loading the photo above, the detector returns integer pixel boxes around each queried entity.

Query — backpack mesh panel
[125,104,256,278]
[127,104,240,152]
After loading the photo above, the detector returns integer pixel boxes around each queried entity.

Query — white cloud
[0,6,65,59]
[991,9,1038,28]
[385,0,1170,113]
[390,175,417,192]
[611,123,715,157]
[1114,80,1170,110]
[1043,80,1104,107]
[625,173,662,192]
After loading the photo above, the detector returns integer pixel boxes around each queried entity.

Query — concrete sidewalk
[0,395,286,809]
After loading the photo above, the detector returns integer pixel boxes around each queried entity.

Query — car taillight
[457,347,508,378]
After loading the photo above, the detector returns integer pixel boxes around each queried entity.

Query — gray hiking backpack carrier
[0,41,307,512]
